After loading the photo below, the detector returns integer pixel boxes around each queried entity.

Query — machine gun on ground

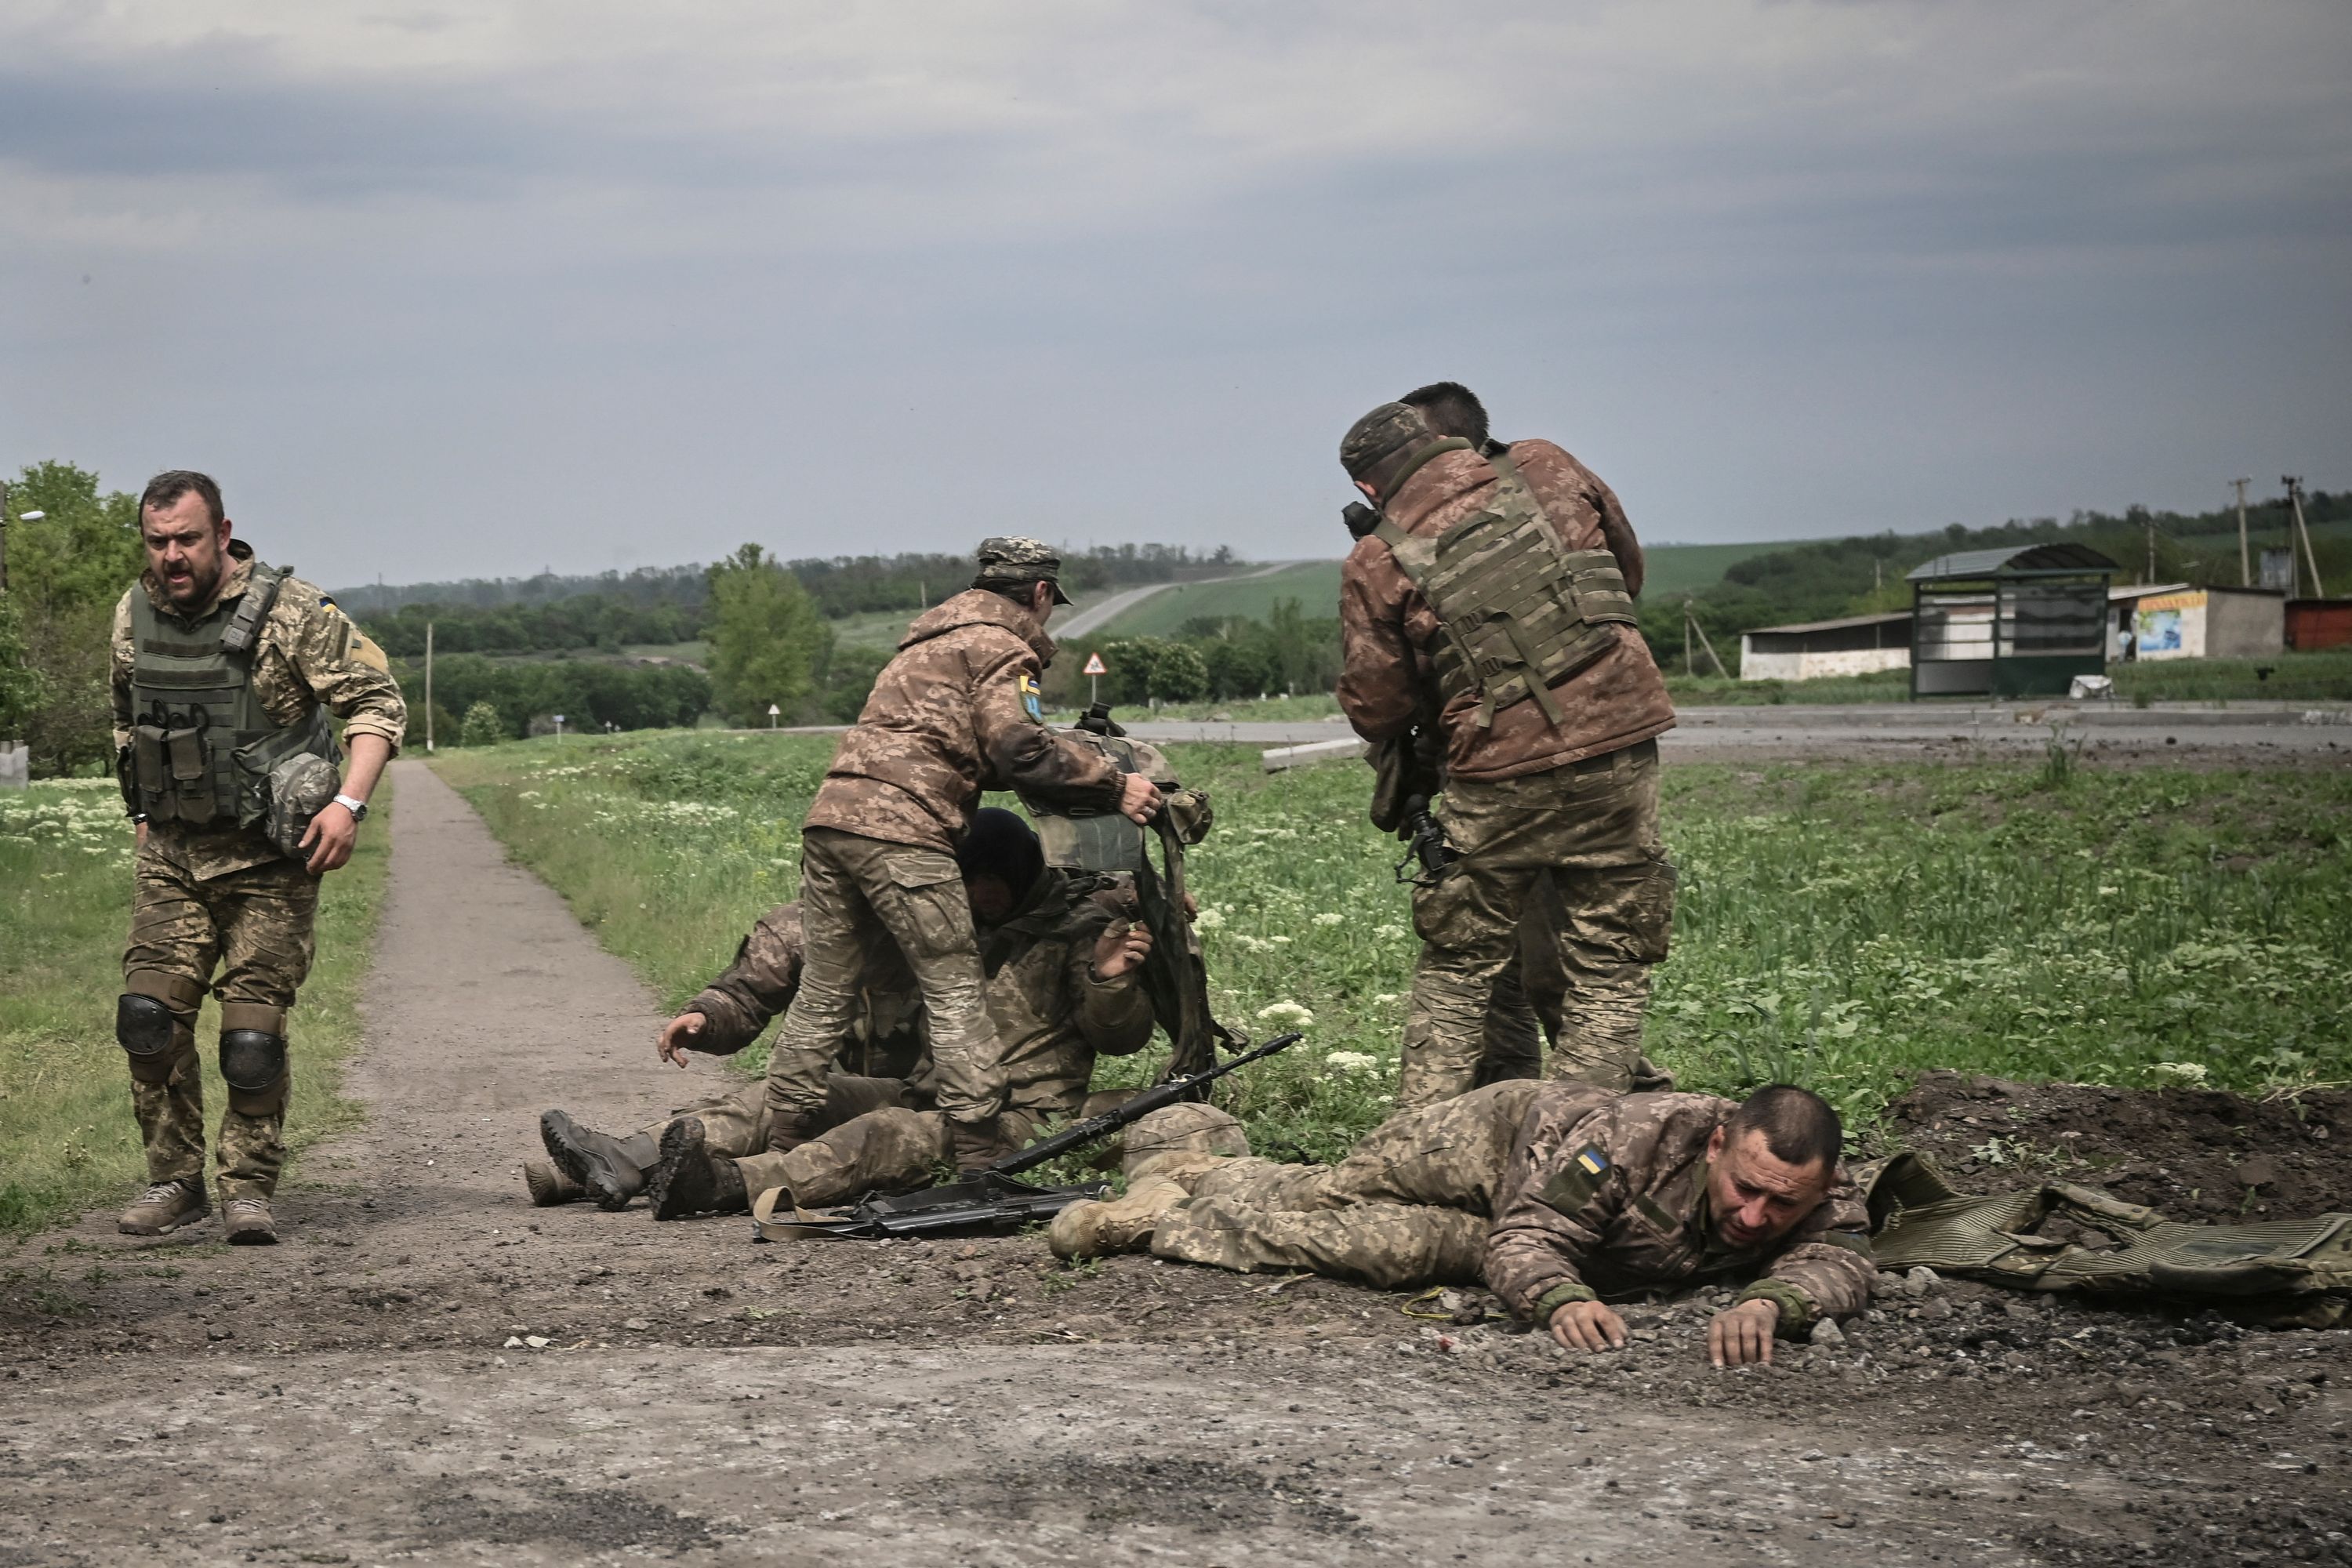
[751,1032,1305,1240]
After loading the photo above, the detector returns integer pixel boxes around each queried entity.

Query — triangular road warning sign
[1082,652,1107,676]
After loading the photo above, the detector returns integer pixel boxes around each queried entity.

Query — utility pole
[2144,515,2156,584]
[1685,602,1729,679]
[2285,475,2325,598]
[0,481,9,593]
[2231,477,2252,587]
[1682,600,1693,677]
[424,621,435,753]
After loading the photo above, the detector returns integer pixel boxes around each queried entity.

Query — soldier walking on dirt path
[110,470,405,1245]
[756,539,1161,1173]
[1337,387,1678,1109]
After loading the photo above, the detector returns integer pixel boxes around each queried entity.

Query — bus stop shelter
[1907,543,2119,698]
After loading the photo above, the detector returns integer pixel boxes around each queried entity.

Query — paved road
[1054,561,1301,642]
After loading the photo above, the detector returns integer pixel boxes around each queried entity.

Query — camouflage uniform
[1485,1088,1874,1335]
[1338,412,1677,1108]
[1059,1081,1546,1288]
[764,540,1125,1149]
[739,866,1155,1208]
[111,541,405,1203]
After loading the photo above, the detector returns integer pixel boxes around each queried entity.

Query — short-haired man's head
[1704,1085,1842,1251]
[140,470,224,528]
[1400,382,1490,450]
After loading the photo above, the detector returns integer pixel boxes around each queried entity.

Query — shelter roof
[1743,610,1914,636]
[1906,543,2121,583]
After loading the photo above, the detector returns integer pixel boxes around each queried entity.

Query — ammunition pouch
[220,1005,290,1116]
[1159,788,1213,847]
[1371,451,1635,730]
[1367,726,1444,837]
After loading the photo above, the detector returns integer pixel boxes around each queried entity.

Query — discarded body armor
[1860,1152,2352,1327]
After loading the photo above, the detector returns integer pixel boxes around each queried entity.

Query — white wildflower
[1323,1051,1380,1075]
[1194,908,1225,930]
[1311,913,1344,927]
[2151,1062,2208,1085]
[1255,1001,1315,1029]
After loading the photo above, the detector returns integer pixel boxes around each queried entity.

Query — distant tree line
[2,462,144,775]
[1079,598,1342,706]
[400,653,713,745]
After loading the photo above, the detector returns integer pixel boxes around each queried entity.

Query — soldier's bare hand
[657,1011,709,1067]
[1708,1298,1780,1367]
[300,803,358,874]
[1549,1300,1627,1353]
[1116,772,1161,826]
[1090,919,1153,981]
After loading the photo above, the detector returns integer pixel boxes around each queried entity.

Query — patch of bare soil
[4,762,2348,1566]
[1888,1069,2352,1223]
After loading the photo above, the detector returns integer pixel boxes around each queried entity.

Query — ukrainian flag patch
[1574,1146,1610,1178]
[1017,671,1044,722]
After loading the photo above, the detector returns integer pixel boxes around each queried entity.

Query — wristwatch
[332,793,370,823]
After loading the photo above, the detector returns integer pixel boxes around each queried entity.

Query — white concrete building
[1738,611,1912,681]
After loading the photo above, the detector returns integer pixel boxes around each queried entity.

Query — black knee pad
[220,1029,288,1094]
[117,993,178,1059]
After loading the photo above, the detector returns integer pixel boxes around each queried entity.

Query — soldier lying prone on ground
[1054,1081,1870,1367]
[528,809,1158,1218]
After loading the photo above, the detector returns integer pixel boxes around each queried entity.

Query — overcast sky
[2,2,2346,587]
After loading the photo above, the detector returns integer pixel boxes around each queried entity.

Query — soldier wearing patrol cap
[1335,393,1678,1110]
[108,470,405,1244]
[758,538,1162,1170]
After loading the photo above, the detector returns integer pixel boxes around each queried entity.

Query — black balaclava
[956,808,1046,903]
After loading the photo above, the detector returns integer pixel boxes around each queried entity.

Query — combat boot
[648,1118,748,1221]
[539,1109,659,1210]
[223,1196,278,1245]
[118,1178,210,1236]
[1048,1174,1190,1260]
[523,1160,585,1207]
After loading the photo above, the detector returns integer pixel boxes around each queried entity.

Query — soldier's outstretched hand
[1090,919,1154,981]
[1116,772,1162,826]
[1549,1300,1628,1353]
[1708,1298,1780,1367]
[656,1011,710,1067]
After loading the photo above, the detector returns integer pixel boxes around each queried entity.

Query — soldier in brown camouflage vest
[1337,388,1678,1109]
[109,471,406,1244]
[1055,1082,1868,1368]
[758,539,1160,1171]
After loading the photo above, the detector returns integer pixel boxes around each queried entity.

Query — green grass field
[1640,539,1791,598]
[1085,563,1343,640]
[0,780,394,1237]
[434,731,2351,1162]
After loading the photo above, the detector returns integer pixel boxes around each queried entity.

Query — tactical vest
[1372,449,1636,728]
[123,564,338,832]
[1022,714,1158,873]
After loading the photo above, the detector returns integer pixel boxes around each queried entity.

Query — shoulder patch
[1573,1145,1610,1178]
[1016,670,1044,722]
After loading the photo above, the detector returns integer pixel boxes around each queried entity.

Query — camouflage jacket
[1484,1087,1874,1333]
[1338,440,1674,782]
[682,902,923,1073]
[682,874,1153,1114]
[805,590,1125,851]
[111,540,407,880]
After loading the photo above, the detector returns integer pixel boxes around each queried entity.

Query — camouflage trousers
[1400,740,1674,1109]
[121,847,318,1203]
[734,1086,1127,1212]
[763,829,1003,1130]
[1141,1081,1545,1290]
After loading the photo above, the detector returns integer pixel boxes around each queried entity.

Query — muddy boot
[540,1109,658,1210]
[223,1196,278,1246]
[948,1116,1011,1176]
[523,1160,585,1207]
[649,1118,748,1221]
[118,1178,210,1237]
[1049,1174,1191,1260]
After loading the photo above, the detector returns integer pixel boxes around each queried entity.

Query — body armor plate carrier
[1371,449,1636,728]
[121,564,339,837]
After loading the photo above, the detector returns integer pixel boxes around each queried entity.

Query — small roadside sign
[1082,650,1106,707]
[768,702,781,731]
[1083,652,1106,676]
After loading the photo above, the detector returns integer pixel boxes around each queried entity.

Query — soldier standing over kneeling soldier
[110,471,405,1244]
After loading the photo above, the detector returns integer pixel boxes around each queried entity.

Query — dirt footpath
[5,760,2349,1566]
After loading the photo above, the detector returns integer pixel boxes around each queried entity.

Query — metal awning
[1741,610,1913,637]
[1906,543,2120,582]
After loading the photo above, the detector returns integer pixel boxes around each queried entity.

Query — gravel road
[5,760,2347,1566]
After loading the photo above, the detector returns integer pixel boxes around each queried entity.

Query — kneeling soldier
[111,471,405,1243]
